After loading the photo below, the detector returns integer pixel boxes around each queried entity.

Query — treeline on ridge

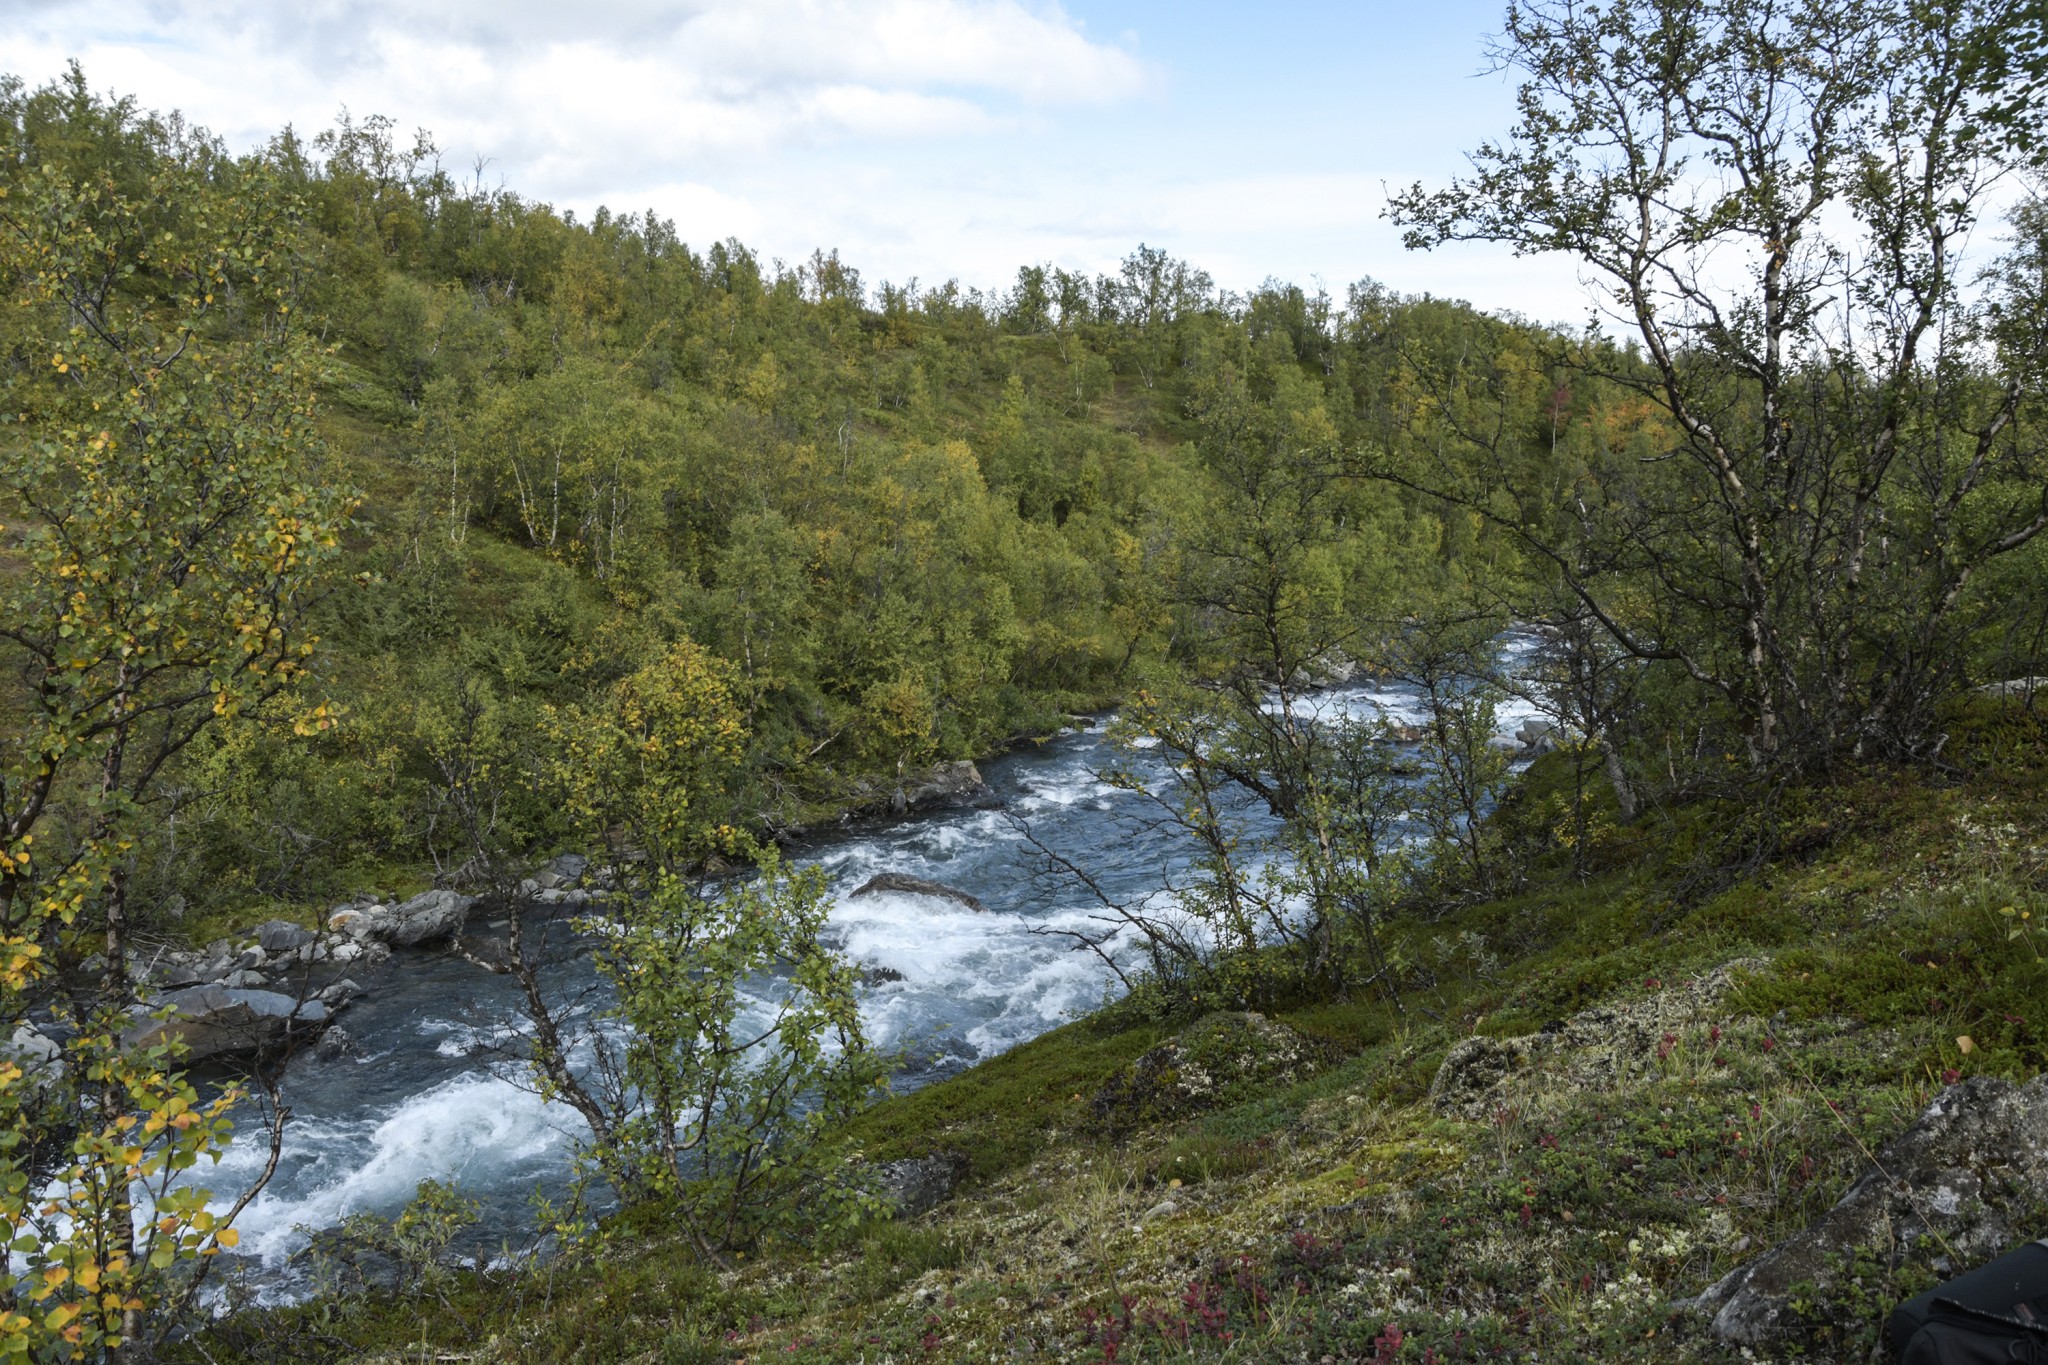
[3,64,2044,933]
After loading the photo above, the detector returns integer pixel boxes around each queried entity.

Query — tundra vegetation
[0,0,2042,1356]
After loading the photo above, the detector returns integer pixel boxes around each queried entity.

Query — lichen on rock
[1090,1011,1325,1134]
[1429,959,1765,1120]
[1689,1073,2048,1352]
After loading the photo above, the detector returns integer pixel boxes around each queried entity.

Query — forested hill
[7,11,2048,1356]
[1,75,1574,926]
[6,68,2046,931]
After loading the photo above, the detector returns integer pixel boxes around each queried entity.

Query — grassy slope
[186,702,2048,1363]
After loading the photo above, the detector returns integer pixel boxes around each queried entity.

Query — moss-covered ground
[179,702,2048,1363]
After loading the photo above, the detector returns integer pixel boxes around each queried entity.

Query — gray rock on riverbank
[122,986,330,1062]
[889,760,997,815]
[328,888,473,946]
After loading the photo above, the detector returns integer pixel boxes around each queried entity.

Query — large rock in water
[328,889,473,946]
[848,874,987,914]
[123,987,329,1061]
[1091,1011,1325,1134]
[892,761,996,814]
[1690,1074,2048,1351]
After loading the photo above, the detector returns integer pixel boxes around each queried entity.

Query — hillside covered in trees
[3,0,2048,1355]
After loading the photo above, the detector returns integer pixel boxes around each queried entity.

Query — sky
[0,1,1599,325]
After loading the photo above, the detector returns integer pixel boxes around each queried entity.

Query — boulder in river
[122,986,330,1062]
[892,760,996,815]
[329,889,473,947]
[313,1026,357,1062]
[849,874,987,914]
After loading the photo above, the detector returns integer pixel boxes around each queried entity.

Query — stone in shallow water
[314,1026,356,1061]
[122,987,329,1061]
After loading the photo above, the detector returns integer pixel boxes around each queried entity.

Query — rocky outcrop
[1690,1074,2048,1350]
[849,874,988,914]
[329,889,473,946]
[143,922,387,992]
[1092,1011,1326,1135]
[869,1151,970,1218]
[891,761,997,815]
[1429,961,1759,1120]
[1977,676,2047,701]
[122,986,330,1062]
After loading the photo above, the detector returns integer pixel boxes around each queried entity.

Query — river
[196,644,1547,1300]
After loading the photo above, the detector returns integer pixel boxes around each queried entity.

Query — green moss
[840,1011,1165,1178]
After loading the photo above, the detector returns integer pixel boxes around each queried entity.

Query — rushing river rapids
[192,643,1549,1301]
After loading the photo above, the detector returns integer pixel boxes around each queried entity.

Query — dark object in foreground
[849,874,988,914]
[1891,1238,2048,1363]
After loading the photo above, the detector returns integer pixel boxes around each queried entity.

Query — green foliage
[591,854,887,1256]
[840,1012,1167,1180]
[1,33,2044,1363]
[324,1178,482,1299]
[1388,0,2048,771]
[544,639,751,876]
[0,68,351,1363]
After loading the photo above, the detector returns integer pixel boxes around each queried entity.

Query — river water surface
[199,649,1546,1298]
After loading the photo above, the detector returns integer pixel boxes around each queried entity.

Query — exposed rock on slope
[1690,1073,2048,1350]
[1092,1011,1325,1134]
[1429,960,1762,1120]
[869,1152,971,1217]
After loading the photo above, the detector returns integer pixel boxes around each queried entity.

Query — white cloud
[0,1,1146,176]
[0,0,1600,323]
